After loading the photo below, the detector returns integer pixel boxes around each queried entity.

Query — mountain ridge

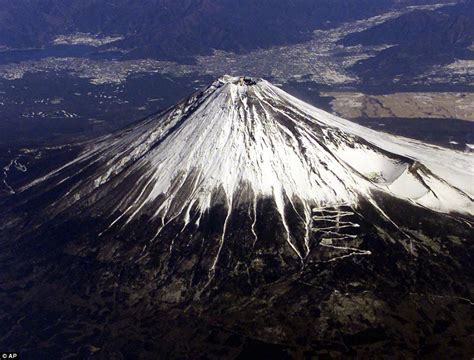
[0,0,457,59]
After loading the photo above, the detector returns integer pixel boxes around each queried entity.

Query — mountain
[0,0,451,59]
[340,0,474,84]
[1,76,473,358]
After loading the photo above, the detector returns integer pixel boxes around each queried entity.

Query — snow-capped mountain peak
[19,76,474,247]
[3,77,473,360]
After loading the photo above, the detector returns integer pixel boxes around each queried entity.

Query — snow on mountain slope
[20,75,474,234]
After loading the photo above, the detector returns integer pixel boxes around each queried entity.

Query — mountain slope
[0,76,473,358]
